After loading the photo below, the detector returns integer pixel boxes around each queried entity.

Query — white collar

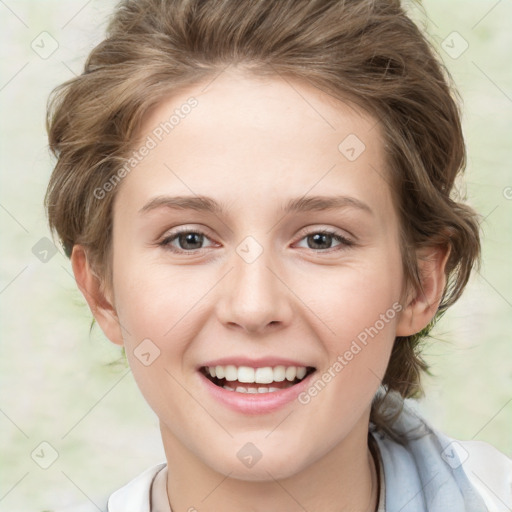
[107,462,166,511]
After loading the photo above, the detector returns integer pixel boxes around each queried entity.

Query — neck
[161,415,378,512]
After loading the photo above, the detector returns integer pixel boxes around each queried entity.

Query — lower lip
[198,371,315,415]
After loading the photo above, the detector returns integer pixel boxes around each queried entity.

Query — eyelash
[158,227,354,254]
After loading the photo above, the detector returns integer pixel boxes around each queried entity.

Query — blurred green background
[0,1,510,510]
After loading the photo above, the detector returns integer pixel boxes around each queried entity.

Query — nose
[216,246,293,334]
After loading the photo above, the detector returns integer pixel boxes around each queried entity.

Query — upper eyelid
[160,225,215,241]
[294,225,350,239]
[161,225,348,240]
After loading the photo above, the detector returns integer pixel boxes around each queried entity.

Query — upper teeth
[206,365,308,384]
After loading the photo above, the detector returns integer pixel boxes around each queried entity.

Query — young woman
[45,0,511,510]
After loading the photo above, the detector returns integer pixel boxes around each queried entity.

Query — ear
[70,245,124,346]
[396,244,451,337]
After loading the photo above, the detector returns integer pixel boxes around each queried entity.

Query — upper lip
[198,357,316,370]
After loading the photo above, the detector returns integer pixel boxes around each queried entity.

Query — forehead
[115,69,393,220]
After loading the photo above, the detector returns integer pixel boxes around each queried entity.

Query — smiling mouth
[200,365,316,393]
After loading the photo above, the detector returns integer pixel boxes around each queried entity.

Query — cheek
[296,270,400,429]
[112,255,205,345]
[112,262,200,420]
[306,255,403,339]
[297,252,403,399]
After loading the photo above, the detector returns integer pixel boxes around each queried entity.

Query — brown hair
[45,0,480,432]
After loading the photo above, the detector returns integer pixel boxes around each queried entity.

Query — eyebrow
[138,194,373,216]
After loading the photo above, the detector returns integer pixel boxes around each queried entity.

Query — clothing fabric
[57,399,512,511]
[370,399,511,511]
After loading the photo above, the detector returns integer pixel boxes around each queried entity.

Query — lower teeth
[223,385,282,393]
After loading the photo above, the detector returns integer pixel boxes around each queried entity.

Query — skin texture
[72,68,449,512]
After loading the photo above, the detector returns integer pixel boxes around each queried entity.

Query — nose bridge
[217,236,292,332]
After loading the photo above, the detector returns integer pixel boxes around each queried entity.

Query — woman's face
[108,69,407,480]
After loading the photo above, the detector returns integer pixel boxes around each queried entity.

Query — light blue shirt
[371,395,495,511]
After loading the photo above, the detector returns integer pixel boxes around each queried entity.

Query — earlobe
[396,244,451,337]
[70,245,124,346]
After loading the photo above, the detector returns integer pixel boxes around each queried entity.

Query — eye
[158,227,353,254]
[295,230,353,251]
[159,228,217,252]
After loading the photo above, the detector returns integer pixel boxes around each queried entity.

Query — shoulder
[371,394,512,511]
[107,462,166,511]
[50,462,166,512]
[452,438,512,510]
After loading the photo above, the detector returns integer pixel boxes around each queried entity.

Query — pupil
[309,233,332,249]
[180,232,203,250]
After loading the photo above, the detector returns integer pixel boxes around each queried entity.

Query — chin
[205,448,309,482]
